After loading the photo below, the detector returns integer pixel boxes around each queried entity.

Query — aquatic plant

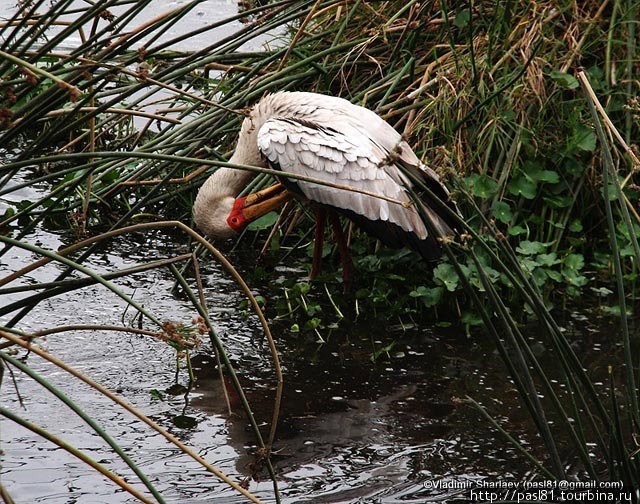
[1,0,639,501]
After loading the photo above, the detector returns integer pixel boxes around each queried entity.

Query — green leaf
[461,311,483,326]
[492,201,512,224]
[536,170,560,184]
[466,173,499,198]
[409,286,429,297]
[546,219,565,229]
[516,240,547,255]
[601,183,619,201]
[433,263,460,292]
[572,124,597,152]
[304,317,321,330]
[150,389,164,401]
[563,254,587,286]
[549,70,579,89]
[306,303,321,316]
[499,273,514,287]
[410,286,444,307]
[1,207,15,220]
[523,161,559,184]
[619,244,635,257]
[546,270,562,282]
[371,341,396,362]
[602,305,632,317]
[291,282,311,297]
[536,252,559,267]
[532,267,548,287]
[543,195,572,208]
[508,225,527,236]
[453,9,470,28]
[422,287,444,307]
[564,158,584,176]
[246,211,278,230]
[507,175,537,199]
[590,286,613,296]
[519,257,539,271]
[564,253,584,271]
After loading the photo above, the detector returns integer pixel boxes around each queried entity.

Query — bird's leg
[329,211,354,294]
[310,207,327,281]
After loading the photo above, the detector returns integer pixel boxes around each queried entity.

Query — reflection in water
[186,324,528,503]
[1,211,619,503]
[0,212,529,503]
[1,189,620,499]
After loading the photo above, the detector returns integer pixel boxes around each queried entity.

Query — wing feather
[257,117,433,241]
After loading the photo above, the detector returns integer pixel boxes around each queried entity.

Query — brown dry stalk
[0,49,82,100]
[191,252,232,416]
[311,0,348,19]
[32,324,199,348]
[102,6,185,54]
[0,483,15,504]
[12,107,182,125]
[276,0,323,72]
[576,71,640,179]
[0,406,158,503]
[116,164,209,186]
[204,62,259,74]
[561,0,611,73]
[577,71,640,226]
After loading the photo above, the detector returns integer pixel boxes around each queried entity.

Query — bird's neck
[192,99,279,237]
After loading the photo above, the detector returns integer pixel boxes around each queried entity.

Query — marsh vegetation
[1,1,639,502]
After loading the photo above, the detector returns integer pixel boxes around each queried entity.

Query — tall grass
[1,0,639,501]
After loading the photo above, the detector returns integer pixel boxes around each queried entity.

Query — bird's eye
[231,217,238,224]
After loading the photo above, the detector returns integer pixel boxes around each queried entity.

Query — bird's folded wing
[257,116,431,239]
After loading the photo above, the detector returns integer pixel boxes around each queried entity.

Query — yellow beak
[242,183,293,220]
[233,183,293,225]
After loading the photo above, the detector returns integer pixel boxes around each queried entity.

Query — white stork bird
[193,91,457,288]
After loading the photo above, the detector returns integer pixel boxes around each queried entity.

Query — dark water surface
[0,229,508,503]
[1,214,619,503]
[0,178,621,502]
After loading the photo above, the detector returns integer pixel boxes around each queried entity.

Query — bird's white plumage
[193,91,454,248]
[258,116,426,237]
[254,92,451,240]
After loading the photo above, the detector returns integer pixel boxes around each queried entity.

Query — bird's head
[193,180,239,239]
[193,168,291,239]
[225,195,251,233]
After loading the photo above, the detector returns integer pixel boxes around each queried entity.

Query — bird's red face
[226,184,292,232]
[227,197,249,231]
